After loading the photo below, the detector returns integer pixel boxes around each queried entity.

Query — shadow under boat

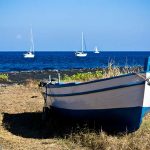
[2,111,140,139]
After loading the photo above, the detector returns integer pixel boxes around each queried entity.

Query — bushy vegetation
[0,73,9,81]
[62,71,103,82]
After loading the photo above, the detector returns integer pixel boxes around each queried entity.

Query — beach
[0,84,75,150]
[1,67,150,149]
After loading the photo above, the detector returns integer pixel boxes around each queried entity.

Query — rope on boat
[136,73,146,80]
[136,73,150,85]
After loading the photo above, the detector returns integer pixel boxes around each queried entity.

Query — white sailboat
[94,46,99,53]
[24,28,35,58]
[75,32,87,57]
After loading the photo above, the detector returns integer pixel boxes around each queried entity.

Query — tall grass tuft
[103,59,122,78]
[24,79,39,88]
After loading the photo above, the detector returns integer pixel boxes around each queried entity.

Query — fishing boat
[40,57,150,131]
[94,46,99,53]
[75,32,87,57]
[24,28,35,58]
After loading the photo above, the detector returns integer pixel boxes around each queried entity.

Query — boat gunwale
[47,71,146,88]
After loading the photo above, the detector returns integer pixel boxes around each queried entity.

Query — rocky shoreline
[0,66,144,84]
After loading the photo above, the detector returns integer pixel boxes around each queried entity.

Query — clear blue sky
[0,0,150,51]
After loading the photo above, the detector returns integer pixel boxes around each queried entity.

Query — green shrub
[62,71,103,82]
[0,74,9,81]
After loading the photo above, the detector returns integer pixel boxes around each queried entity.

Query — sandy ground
[0,67,147,150]
[0,84,73,150]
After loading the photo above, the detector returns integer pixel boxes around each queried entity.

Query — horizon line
[0,50,150,52]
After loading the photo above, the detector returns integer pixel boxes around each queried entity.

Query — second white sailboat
[94,46,100,53]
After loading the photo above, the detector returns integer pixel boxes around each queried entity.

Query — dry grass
[103,59,143,78]
[0,84,75,150]
[24,79,40,88]
[0,73,150,150]
[68,120,150,150]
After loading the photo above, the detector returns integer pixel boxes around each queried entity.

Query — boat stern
[142,56,150,116]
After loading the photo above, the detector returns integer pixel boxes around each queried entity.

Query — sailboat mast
[82,32,84,52]
[30,28,34,53]
[95,47,97,52]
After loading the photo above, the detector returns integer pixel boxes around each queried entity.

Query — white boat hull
[94,51,99,54]
[75,52,87,57]
[48,83,145,110]
[24,53,34,58]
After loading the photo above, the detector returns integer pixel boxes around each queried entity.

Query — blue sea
[0,51,150,72]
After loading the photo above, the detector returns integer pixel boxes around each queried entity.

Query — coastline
[0,68,103,84]
[0,66,144,84]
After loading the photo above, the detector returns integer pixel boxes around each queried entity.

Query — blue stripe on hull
[50,106,150,131]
